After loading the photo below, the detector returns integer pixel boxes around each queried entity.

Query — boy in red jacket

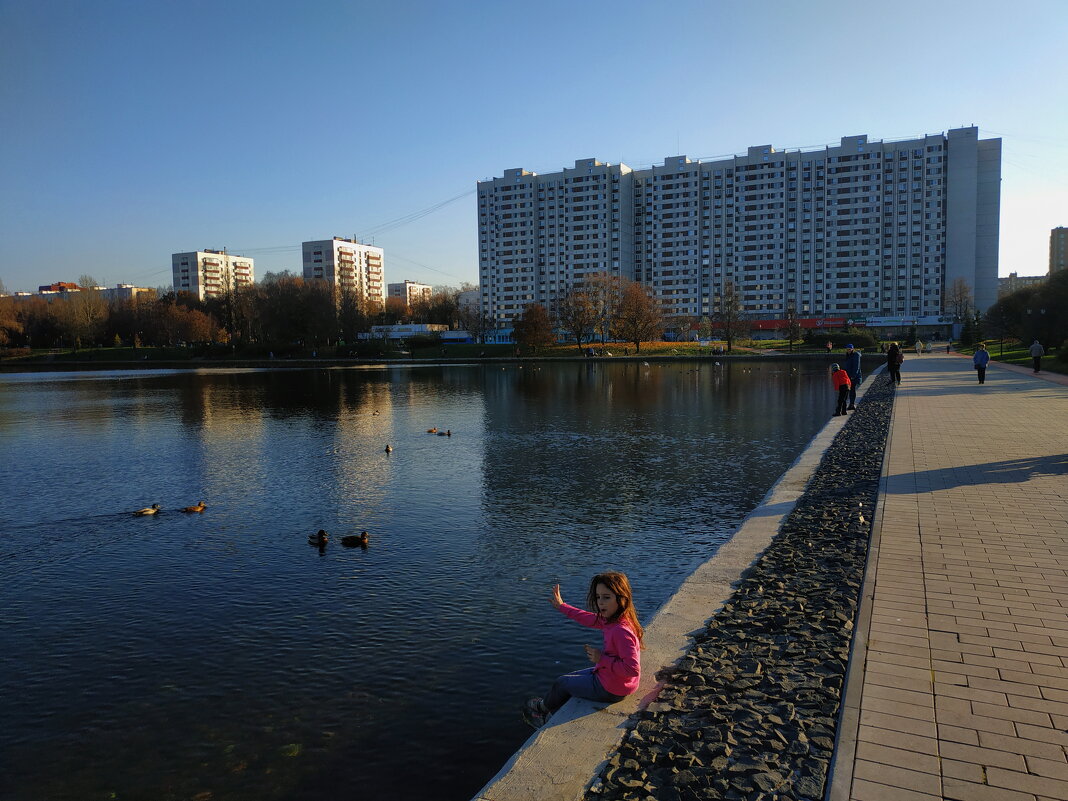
[831,363,852,417]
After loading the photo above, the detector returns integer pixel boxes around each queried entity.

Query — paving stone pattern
[586,375,896,801]
[845,355,1068,801]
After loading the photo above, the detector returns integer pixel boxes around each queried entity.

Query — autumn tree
[554,286,598,352]
[512,303,555,351]
[612,280,662,353]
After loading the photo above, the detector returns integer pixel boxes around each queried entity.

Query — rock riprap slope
[589,374,894,801]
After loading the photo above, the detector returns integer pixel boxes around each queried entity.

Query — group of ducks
[308,530,370,549]
[384,426,453,454]
[133,501,206,516]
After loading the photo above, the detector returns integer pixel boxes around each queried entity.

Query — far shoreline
[0,352,883,374]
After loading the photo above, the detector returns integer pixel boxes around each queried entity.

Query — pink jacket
[558,603,641,696]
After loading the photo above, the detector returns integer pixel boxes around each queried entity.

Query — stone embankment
[589,374,895,801]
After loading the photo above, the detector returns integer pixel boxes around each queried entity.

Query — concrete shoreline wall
[472,372,886,801]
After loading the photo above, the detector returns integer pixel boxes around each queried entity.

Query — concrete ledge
[472,377,881,801]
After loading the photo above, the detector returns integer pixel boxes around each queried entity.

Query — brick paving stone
[839,356,1068,801]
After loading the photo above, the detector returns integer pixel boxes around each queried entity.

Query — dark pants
[888,366,901,384]
[847,375,860,408]
[835,386,849,415]
[544,667,625,713]
[1033,356,1042,372]
[976,366,987,384]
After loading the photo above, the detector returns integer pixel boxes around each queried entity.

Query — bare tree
[554,286,598,352]
[584,272,624,344]
[456,302,492,344]
[945,278,973,330]
[711,279,747,353]
[784,302,802,352]
[612,280,662,353]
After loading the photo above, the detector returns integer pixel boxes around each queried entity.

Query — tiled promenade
[831,353,1068,801]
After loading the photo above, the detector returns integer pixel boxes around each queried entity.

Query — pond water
[0,361,831,801]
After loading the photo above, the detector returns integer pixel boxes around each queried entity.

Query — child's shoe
[522,697,550,729]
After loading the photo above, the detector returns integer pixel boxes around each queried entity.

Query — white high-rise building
[387,280,432,307]
[172,250,255,301]
[477,126,1001,326]
[302,237,384,310]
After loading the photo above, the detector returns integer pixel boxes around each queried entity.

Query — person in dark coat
[886,342,903,385]
[843,344,862,409]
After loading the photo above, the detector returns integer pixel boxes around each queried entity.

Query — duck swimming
[181,501,206,513]
[427,427,438,434]
[133,504,161,516]
[341,531,370,548]
[308,529,329,547]
[384,444,393,453]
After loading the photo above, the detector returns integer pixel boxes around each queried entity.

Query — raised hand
[550,583,563,610]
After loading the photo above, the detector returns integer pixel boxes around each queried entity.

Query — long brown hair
[586,571,644,647]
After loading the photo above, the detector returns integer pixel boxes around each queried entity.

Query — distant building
[172,250,255,301]
[387,280,432,308]
[38,281,80,293]
[363,323,448,341]
[478,125,1001,328]
[998,272,1046,298]
[457,288,479,311]
[302,237,384,310]
[1051,227,1068,274]
[101,284,155,303]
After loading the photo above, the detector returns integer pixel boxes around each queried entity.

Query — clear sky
[2,0,1066,293]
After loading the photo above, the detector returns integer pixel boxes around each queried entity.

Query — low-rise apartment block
[172,250,255,301]
[387,280,432,308]
[302,237,384,310]
[477,126,1001,328]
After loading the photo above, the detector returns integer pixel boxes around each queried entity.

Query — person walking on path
[522,572,643,728]
[1030,339,1045,373]
[886,342,903,385]
[843,343,862,410]
[831,363,852,416]
[973,342,990,384]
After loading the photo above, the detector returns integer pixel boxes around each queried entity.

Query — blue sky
[2,0,1066,293]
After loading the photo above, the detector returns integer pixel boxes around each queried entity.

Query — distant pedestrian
[522,573,643,729]
[843,344,862,410]
[825,341,832,353]
[886,342,903,385]
[915,339,924,355]
[973,343,990,384]
[831,363,852,416]
[946,343,951,354]
[1030,340,1045,373]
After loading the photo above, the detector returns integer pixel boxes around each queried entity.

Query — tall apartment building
[387,280,433,308]
[172,250,255,301]
[1050,227,1068,274]
[477,126,1001,327]
[302,237,384,310]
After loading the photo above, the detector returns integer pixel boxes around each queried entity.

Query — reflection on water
[0,362,830,801]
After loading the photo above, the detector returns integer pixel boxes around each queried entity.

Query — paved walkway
[831,353,1068,801]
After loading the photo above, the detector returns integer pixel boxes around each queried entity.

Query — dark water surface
[0,361,830,801]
